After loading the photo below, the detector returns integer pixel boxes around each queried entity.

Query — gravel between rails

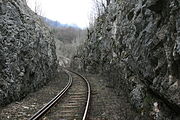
[0,70,68,120]
[41,72,88,120]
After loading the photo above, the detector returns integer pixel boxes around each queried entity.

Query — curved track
[29,69,90,120]
[69,69,91,120]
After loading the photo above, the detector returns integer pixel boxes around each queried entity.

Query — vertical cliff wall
[75,0,180,118]
[0,0,57,106]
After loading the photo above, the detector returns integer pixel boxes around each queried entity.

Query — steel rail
[29,70,72,120]
[68,70,91,120]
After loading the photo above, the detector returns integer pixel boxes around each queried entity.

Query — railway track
[29,69,91,120]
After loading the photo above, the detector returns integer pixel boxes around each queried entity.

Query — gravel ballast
[0,70,68,120]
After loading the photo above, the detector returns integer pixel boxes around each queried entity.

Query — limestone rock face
[77,0,180,118]
[0,0,57,106]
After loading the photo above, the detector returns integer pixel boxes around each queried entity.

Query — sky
[27,0,94,28]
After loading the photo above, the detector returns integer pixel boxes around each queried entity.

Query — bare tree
[89,0,108,28]
[34,0,43,15]
[93,0,105,16]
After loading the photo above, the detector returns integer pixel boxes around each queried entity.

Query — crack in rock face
[0,0,57,106]
[74,0,180,119]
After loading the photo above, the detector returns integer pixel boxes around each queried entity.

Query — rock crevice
[75,0,180,119]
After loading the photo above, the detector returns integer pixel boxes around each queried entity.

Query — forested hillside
[52,26,86,64]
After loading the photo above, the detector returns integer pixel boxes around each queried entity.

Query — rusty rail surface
[29,69,91,120]
[29,70,72,120]
[68,70,91,120]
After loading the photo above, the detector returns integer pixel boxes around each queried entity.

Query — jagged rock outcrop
[0,0,57,106]
[75,0,180,119]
